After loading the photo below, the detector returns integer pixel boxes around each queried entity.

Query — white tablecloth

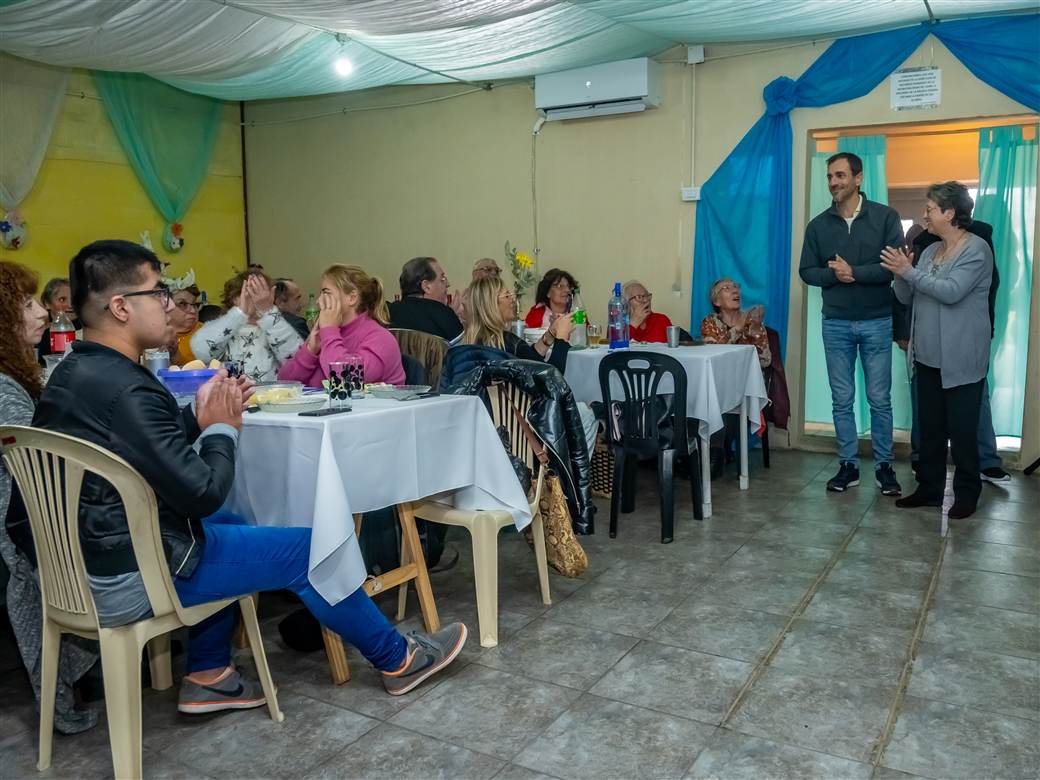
[222,394,532,605]
[563,343,768,437]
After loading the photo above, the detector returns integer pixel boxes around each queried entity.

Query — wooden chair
[390,328,449,390]
[403,383,551,648]
[319,506,440,684]
[0,426,283,779]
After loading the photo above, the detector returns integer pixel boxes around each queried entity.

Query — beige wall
[244,36,1038,465]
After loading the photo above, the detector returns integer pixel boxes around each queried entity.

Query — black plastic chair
[598,351,703,543]
[400,353,426,385]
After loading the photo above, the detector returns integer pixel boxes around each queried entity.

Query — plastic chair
[405,383,551,647]
[598,351,703,543]
[0,426,283,779]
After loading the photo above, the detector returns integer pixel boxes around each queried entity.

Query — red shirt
[630,311,672,343]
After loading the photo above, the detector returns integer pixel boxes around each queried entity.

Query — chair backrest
[0,426,184,633]
[486,383,547,506]
[391,328,448,390]
[598,351,689,450]
[400,353,426,385]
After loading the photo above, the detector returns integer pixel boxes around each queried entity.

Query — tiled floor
[1,450,1037,779]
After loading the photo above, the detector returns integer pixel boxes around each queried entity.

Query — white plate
[258,397,328,414]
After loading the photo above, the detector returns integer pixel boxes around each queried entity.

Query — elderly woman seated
[191,268,302,382]
[700,278,772,478]
[624,280,672,343]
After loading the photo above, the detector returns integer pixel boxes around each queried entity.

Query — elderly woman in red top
[523,268,579,329]
[700,277,771,368]
[623,280,672,343]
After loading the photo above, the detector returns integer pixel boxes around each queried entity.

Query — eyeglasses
[714,283,740,293]
[175,300,202,312]
[628,293,652,303]
[105,284,172,310]
[498,290,516,300]
[551,280,572,292]
[478,266,502,276]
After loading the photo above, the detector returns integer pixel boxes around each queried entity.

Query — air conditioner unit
[534,58,661,121]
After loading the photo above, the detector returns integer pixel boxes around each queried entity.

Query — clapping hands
[828,255,855,284]
[880,246,914,277]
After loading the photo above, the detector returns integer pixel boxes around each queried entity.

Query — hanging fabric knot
[763,76,797,115]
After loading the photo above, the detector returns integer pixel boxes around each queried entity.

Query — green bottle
[304,293,320,328]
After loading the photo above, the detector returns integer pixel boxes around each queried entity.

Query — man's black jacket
[8,341,236,578]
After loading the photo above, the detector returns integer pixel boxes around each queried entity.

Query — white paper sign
[891,67,941,110]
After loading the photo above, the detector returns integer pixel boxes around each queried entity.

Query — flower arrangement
[505,240,538,303]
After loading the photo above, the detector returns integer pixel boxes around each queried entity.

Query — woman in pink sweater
[279,264,405,387]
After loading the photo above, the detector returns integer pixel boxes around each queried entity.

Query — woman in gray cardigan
[1,261,99,733]
[881,182,993,519]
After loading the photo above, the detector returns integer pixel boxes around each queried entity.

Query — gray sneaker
[382,622,468,696]
[178,668,266,715]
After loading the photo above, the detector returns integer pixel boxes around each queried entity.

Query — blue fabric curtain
[691,14,1040,357]
[976,125,1037,438]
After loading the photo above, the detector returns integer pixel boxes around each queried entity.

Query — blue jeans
[910,377,1002,470]
[821,317,893,467]
[175,512,407,674]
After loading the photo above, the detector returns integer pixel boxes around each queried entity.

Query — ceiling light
[334,57,353,77]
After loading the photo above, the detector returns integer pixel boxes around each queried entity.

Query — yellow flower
[515,251,533,268]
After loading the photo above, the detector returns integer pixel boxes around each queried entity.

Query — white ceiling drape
[0,0,1035,100]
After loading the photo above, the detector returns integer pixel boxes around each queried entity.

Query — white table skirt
[222,394,532,604]
[563,343,769,518]
[563,343,768,437]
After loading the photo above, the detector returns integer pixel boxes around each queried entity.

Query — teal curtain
[976,125,1037,438]
[93,71,221,224]
[804,135,910,435]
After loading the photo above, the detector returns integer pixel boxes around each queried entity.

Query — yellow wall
[0,72,246,300]
[243,35,1038,464]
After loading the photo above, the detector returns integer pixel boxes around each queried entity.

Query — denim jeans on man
[822,317,893,466]
[176,512,407,674]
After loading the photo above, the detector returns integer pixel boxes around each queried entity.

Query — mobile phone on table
[298,408,351,417]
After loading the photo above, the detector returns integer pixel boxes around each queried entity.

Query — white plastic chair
[403,383,551,647]
[0,426,283,779]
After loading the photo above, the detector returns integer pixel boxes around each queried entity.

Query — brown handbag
[509,396,589,578]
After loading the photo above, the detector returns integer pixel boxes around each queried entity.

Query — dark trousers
[915,363,983,505]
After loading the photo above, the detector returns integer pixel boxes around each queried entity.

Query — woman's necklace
[933,231,967,266]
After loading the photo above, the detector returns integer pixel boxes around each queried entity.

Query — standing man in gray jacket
[800,152,904,496]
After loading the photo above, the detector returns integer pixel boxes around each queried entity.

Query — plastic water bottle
[571,308,587,349]
[607,282,629,350]
[49,311,76,354]
[304,293,320,328]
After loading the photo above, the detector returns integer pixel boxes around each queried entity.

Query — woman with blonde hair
[280,264,405,387]
[463,276,573,373]
[191,267,302,381]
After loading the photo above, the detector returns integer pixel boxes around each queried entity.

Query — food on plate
[253,382,304,405]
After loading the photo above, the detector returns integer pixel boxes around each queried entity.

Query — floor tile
[826,552,934,595]
[544,581,685,638]
[907,641,1040,722]
[750,520,854,550]
[478,618,638,691]
[302,723,504,779]
[695,568,817,616]
[934,566,1039,614]
[588,640,752,724]
[845,528,943,564]
[803,581,923,632]
[513,694,714,780]
[389,665,581,761]
[770,619,911,689]
[725,540,834,576]
[652,602,789,662]
[686,729,872,779]
[168,693,378,778]
[924,598,1040,661]
[952,518,1040,548]
[943,538,1039,578]
[727,668,894,763]
[493,765,561,780]
[882,696,1040,779]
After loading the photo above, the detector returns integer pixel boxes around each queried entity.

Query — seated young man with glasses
[623,280,672,343]
[23,240,467,713]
